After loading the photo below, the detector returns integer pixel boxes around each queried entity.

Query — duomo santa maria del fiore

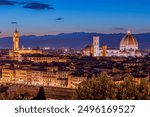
[83,30,142,57]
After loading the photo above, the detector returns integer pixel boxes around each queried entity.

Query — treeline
[74,73,150,100]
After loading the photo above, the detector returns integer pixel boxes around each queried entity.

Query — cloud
[11,21,17,24]
[113,27,127,31]
[0,0,17,6]
[0,1,54,11]
[22,2,54,10]
[56,17,64,21]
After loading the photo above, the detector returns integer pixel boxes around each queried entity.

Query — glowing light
[127,30,131,35]
[44,47,50,50]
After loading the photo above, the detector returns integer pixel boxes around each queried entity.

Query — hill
[0,32,150,49]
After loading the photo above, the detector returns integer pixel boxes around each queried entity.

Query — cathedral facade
[83,30,142,57]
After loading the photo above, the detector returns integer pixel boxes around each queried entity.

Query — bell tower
[93,36,100,57]
[102,45,107,57]
[13,29,19,51]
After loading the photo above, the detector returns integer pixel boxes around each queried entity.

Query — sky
[0,0,150,37]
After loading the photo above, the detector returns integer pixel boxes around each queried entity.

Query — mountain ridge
[0,32,150,49]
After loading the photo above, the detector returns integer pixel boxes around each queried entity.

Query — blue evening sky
[0,0,150,37]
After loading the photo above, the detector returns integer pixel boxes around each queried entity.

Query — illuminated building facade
[23,54,68,63]
[9,29,42,59]
[120,30,138,51]
[1,69,15,82]
[102,45,107,57]
[13,29,19,51]
[93,36,100,57]
[83,45,93,56]
[1,67,85,88]
[83,36,100,57]
[83,30,142,57]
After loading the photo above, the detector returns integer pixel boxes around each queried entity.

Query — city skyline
[0,0,150,37]
[0,0,150,101]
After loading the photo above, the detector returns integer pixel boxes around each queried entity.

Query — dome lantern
[120,30,138,51]
[127,30,131,35]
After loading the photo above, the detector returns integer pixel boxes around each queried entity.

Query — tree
[33,86,46,100]
[117,74,150,100]
[74,73,150,100]
[116,74,139,100]
[74,72,116,100]
[137,78,150,100]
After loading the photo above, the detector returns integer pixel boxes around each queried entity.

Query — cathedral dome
[120,30,138,51]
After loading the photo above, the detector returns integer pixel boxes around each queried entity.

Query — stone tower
[93,36,100,57]
[13,29,19,51]
[102,45,107,57]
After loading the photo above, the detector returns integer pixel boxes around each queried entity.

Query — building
[15,69,28,84]
[83,45,93,56]
[102,45,107,57]
[119,30,141,57]
[13,29,19,51]
[83,30,142,57]
[1,69,15,82]
[9,29,42,59]
[93,36,100,57]
[68,75,87,88]
[23,54,68,63]
[120,30,138,51]
[83,36,100,57]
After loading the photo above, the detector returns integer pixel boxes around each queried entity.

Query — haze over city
[0,0,150,37]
